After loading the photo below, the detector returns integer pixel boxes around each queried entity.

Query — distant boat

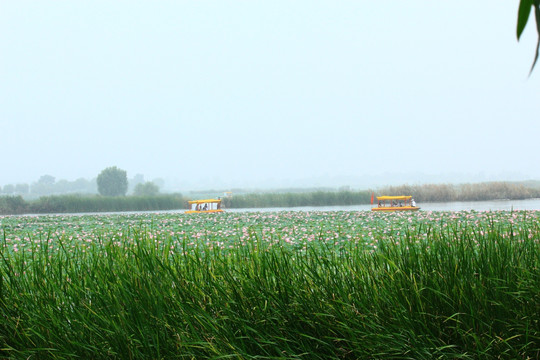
[371,195,420,212]
[185,199,224,214]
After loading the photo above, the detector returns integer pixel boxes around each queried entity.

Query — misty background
[1,1,538,194]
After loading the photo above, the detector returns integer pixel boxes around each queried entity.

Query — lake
[19,198,540,217]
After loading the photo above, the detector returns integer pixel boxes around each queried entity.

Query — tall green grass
[0,194,185,215]
[220,182,540,209]
[0,196,26,215]
[0,214,538,359]
[380,181,540,202]
[223,190,372,208]
[27,194,185,213]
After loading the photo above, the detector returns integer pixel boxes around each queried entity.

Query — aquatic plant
[0,210,538,358]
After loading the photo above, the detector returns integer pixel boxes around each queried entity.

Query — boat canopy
[186,198,224,213]
[377,196,412,201]
[188,199,221,204]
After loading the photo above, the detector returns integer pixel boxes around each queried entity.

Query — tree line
[1,167,163,198]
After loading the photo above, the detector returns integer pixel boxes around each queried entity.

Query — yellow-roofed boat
[185,199,224,214]
[371,195,420,212]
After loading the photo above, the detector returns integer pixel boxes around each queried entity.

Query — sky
[1,1,539,191]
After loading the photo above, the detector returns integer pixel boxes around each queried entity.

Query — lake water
[226,198,540,213]
[18,198,540,217]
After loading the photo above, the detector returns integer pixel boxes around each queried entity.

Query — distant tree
[152,178,165,189]
[133,182,160,196]
[15,183,29,194]
[132,174,145,185]
[38,175,56,185]
[31,175,56,196]
[97,166,128,196]
[129,173,145,193]
[88,178,99,193]
[517,0,540,74]
[55,179,71,193]
[73,178,97,194]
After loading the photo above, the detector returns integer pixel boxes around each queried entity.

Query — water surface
[227,198,540,213]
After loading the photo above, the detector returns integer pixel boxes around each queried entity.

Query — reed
[219,181,540,209]
[0,196,26,215]
[0,211,538,359]
[0,194,185,215]
[223,190,372,208]
[379,181,540,203]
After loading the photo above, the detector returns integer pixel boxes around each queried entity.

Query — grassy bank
[0,211,538,359]
[0,194,185,215]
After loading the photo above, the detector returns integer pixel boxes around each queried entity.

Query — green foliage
[29,177,96,197]
[379,181,540,203]
[0,194,184,215]
[222,190,372,208]
[37,174,55,185]
[220,182,540,209]
[517,0,540,73]
[0,196,27,214]
[0,181,537,214]
[2,184,14,194]
[0,211,538,358]
[27,194,184,213]
[96,166,128,197]
[14,183,29,194]
[133,181,160,196]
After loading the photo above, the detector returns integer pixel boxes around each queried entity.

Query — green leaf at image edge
[517,0,533,40]
[531,4,540,74]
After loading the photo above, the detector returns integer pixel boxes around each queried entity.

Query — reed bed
[222,190,372,208]
[0,194,185,215]
[0,211,539,359]
[380,181,540,203]
[223,181,540,209]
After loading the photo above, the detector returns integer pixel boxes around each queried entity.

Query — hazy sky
[1,1,538,190]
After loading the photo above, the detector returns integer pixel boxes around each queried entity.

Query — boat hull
[185,209,224,214]
[371,207,420,212]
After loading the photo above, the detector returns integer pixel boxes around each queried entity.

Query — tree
[131,174,145,186]
[31,174,56,196]
[73,178,95,194]
[517,0,540,74]
[152,178,165,189]
[38,175,56,185]
[128,173,145,193]
[133,182,160,196]
[15,183,29,194]
[97,166,128,196]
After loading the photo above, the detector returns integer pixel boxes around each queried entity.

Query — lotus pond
[0,210,539,359]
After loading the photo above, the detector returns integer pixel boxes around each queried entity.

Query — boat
[185,198,224,214]
[371,195,420,212]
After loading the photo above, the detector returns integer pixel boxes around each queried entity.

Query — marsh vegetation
[0,210,538,359]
